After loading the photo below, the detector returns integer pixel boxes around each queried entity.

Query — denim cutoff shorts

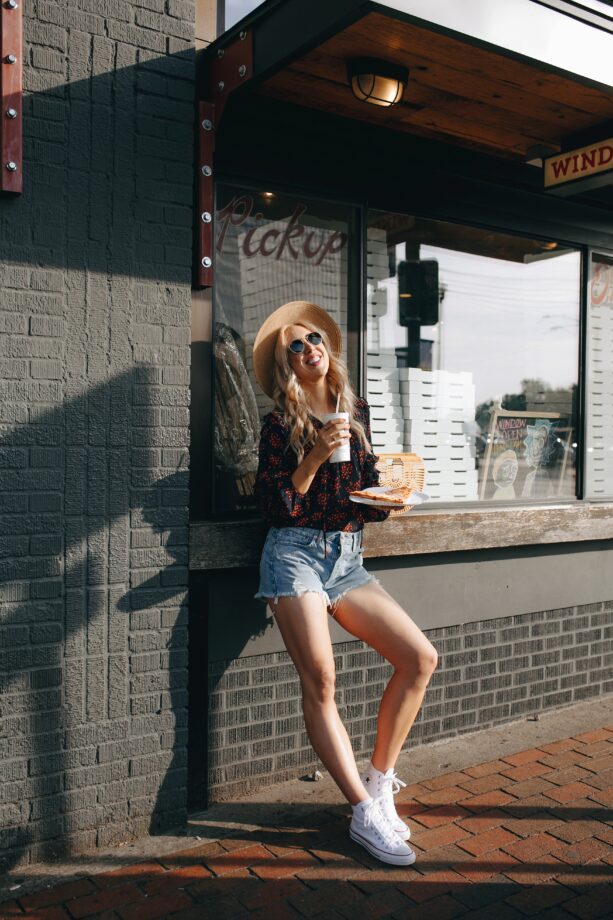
[254,526,378,616]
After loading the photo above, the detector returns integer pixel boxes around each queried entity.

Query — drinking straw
[336,393,340,412]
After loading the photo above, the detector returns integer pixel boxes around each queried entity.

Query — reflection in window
[213,186,353,513]
[367,213,580,504]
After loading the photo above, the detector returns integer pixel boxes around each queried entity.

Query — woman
[252,301,438,867]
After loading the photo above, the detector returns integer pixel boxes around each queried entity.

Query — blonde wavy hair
[271,320,371,463]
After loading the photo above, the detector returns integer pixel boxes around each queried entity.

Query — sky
[224,0,265,29]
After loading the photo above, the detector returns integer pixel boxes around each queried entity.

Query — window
[212,185,356,513]
[366,212,581,504]
[585,252,613,499]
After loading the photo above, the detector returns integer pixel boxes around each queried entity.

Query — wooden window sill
[189,501,613,570]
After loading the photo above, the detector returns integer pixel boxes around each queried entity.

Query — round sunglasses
[287,331,323,354]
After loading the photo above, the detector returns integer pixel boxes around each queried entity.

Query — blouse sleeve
[253,412,309,524]
[355,398,390,524]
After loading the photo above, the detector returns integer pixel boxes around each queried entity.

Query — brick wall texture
[208,601,613,802]
[0,1,195,869]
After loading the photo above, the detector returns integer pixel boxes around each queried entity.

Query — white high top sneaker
[349,798,416,866]
[361,765,411,840]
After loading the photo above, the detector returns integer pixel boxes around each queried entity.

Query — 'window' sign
[544,139,613,196]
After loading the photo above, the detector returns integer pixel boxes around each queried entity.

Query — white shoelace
[362,799,401,847]
[379,772,407,822]
[381,771,407,798]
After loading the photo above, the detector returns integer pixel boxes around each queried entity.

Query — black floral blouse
[254,396,390,532]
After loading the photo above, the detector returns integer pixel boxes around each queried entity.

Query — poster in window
[479,410,572,501]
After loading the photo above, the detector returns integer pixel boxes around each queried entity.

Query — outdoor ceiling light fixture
[347,58,409,108]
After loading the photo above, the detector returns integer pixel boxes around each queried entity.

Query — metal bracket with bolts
[0,0,22,193]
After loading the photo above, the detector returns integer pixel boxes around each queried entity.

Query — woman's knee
[397,643,438,684]
[301,661,336,705]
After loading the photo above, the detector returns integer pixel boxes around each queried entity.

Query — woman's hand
[309,418,351,466]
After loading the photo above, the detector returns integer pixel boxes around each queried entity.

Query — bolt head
[201,212,212,223]
[217,80,225,92]
[6,54,16,64]
[217,48,224,58]
[202,257,212,268]
[6,108,17,119]
[201,165,212,177]
[240,30,247,40]
[238,65,246,78]
[7,0,18,8]
[201,119,213,131]
[5,161,17,171]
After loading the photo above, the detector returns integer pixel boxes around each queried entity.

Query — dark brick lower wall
[207,601,613,802]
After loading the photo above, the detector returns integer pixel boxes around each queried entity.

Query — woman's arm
[254,412,349,522]
[291,416,350,493]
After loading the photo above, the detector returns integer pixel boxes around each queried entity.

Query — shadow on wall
[0,368,190,870]
[0,26,252,869]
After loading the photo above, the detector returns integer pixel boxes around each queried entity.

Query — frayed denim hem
[328,573,382,618]
[255,588,332,613]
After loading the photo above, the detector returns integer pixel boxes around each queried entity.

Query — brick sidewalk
[2,727,612,920]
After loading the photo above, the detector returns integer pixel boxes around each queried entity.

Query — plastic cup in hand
[321,412,350,462]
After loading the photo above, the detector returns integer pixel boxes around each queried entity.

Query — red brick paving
[2,728,612,919]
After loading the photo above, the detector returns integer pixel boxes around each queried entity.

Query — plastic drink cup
[321,411,351,462]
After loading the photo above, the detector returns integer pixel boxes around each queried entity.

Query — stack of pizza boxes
[400,367,478,501]
[366,229,405,453]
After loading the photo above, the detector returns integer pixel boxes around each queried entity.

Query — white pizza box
[400,387,475,404]
[372,437,404,451]
[419,461,477,475]
[367,352,397,368]
[405,423,468,440]
[400,395,474,412]
[404,419,464,436]
[367,392,401,407]
[427,491,480,502]
[399,385,476,403]
[371,422,405,437]
[407,428,472,443]
[405,437,474,452]
[401,406,473,422]
[368,289,388,303]
[367,368,399,381]
[413,445,474,461]
[397,368,474,383]
[396,367,473,384]
[370,405,404,420]
[366,254,390,268]
[423,469,479,484]
[367,380,400,394]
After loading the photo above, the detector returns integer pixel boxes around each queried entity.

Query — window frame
[205,173,594,519]
[584,247,613,501]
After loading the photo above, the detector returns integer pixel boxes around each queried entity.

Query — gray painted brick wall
[0,0,195,869]
[207,601,613,801]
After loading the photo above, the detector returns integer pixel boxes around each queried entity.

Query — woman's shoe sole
[349,828,417,866]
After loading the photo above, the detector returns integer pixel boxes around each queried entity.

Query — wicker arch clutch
[375,452,426,516]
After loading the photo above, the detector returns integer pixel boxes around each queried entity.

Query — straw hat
[252,301,342,398]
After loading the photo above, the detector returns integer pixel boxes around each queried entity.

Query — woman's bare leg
[332,581,438,772]
[270,593,369,805]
